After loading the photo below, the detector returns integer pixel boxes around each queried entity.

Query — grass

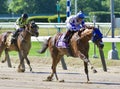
[6,42,120,60]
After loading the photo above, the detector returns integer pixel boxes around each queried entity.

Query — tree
[0,0,8,14]
[8,0,57,14]
[59,0,120,15]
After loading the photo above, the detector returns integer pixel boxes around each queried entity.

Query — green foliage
[8,0,57,14]
[59,0,109,15]
[48,14,66,23]
[89,11,120,22]
[8,0,28,14]
[1,0,120,15]
[28,16,49,22]
[28,15,66,23]
[0,0,8,13]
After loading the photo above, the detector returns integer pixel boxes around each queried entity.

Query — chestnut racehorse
[0,22,39,72]
[39,27,104,82]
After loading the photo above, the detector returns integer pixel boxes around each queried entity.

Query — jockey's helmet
[76,11,85,19]
[21,13,28,19]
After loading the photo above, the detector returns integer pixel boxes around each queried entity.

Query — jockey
[12,13,29,41]
[63,11,86,43]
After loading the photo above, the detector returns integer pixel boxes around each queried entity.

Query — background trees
[8,0,57,15]
[0,0,120,15]
[0,0,8,14]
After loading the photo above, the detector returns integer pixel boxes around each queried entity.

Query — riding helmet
[21,13,28,18]
[76,11,85,19]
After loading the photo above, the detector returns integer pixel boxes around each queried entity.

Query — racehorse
[0,21,39,72]
[38,27,104,82]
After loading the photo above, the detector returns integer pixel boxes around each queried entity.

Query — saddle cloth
[56,33,68,48]
[5,33,13,47]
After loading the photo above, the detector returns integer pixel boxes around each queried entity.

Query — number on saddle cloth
[56,33,69,48]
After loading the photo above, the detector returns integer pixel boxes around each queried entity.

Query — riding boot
[67,47,73,56]
[63,30,71,43]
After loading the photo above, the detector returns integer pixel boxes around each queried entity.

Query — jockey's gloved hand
[72,26,76,30]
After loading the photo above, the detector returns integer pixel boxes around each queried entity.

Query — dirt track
[0,59,120,89]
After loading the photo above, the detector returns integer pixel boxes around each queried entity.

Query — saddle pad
[6,33,13,47]
[56,33,68,48]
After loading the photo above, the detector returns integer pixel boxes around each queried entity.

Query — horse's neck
[80,29,93,42]
[21,29,31,41]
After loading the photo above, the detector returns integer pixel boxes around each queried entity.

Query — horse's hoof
[30,68,32,72]
[59,79,65,82]
[86,81,92,84]
[43,78,53,81]
[45,76,53,81]
[17,69,25,72]
[93,69,97,73]
[1,60,5,63]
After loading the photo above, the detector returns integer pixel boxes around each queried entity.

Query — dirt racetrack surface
[0,57,120,89]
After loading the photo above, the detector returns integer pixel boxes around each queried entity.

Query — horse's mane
[77,28,94,41]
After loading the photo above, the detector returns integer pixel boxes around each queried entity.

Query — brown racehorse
[39,27,104,82]
[0,21,39,72]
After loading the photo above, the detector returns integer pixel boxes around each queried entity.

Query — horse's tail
[38,37,51,53]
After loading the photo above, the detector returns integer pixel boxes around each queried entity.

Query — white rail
[31,36,120,42]
[0,22,111,28]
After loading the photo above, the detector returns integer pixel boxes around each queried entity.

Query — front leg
[79,52,97,82]
[18,52,25,72]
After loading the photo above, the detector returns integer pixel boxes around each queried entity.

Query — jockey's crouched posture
[11,13,29,43]
[63,11,86,43]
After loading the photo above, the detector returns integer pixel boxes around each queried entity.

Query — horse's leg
[84,62,89,82]
[0,44,6,59]
[18,52,25,71]
[1,50,7,63]
[79,53,97,72]
[25,56,32,72]
[1,49,12,67]
[18,52,25,72]
[79,53,97,82]
[47,53,62,81]
[18,57,25,72]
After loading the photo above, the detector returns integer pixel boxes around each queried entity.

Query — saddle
[56,33,69,48]
[56,33,73,56]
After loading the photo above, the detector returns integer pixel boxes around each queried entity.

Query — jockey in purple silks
[63,11,86,43]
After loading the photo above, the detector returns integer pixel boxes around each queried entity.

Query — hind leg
[0,44,6,60]
[1,50,7,63]
[1,50,12,67]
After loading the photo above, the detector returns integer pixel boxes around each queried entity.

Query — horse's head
[91,28,104,49]
[26,21,39,37]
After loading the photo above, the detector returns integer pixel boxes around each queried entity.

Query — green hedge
[48,14,66,23]
[28,16,49,22]
[0,19,16,22]
[28,15,66,23]
[28,14,90,23]
[89,11,120,22]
